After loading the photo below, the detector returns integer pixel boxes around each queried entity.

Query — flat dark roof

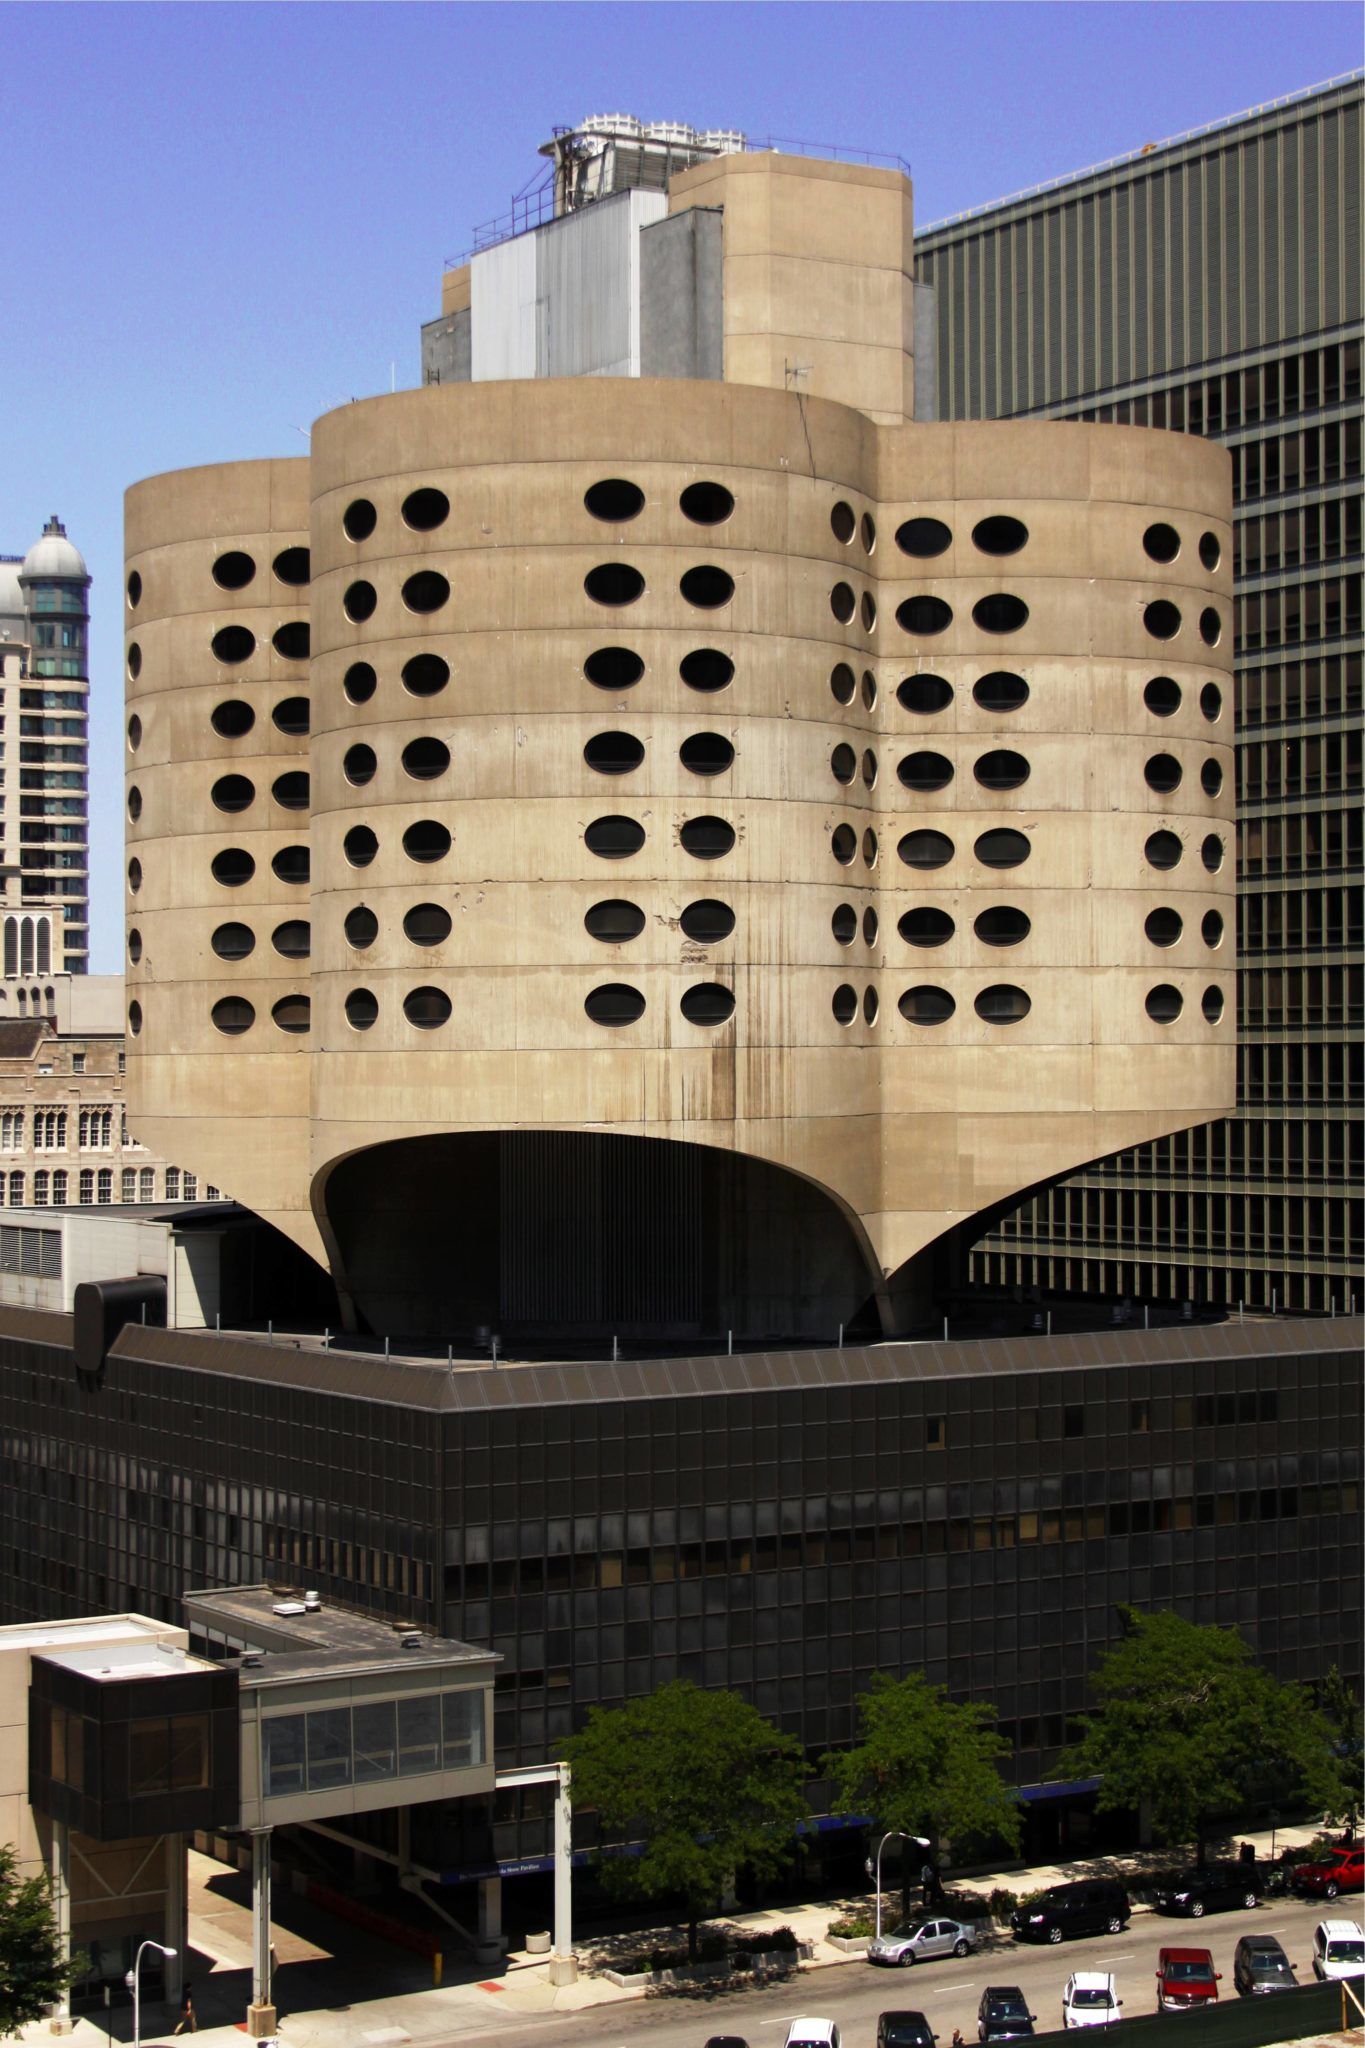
[184,1585,495,1685]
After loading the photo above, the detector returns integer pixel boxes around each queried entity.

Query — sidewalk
[23,1815,1338,2048]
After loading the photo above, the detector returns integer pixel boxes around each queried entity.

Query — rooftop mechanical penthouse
[122,142,1236,1345]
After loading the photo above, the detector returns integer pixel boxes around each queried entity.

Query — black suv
[977,1984,1036,2038]
[1010,1878,1131,1944]
[878,2015,936,2048]
[1152,1863,1261,1917]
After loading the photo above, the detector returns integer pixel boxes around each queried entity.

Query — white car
[1062,1971,1122,2027]
[784,2021,840,2048]
[1312,1919,1365,1981]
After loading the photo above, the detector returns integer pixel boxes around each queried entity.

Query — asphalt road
[448,1892,1343,2048]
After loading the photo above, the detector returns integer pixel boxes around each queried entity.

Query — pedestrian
[921,1859,935,1906]
[1239,1839,1256,1866]
[173,1983,198,2035]
[952,2029,965,2047]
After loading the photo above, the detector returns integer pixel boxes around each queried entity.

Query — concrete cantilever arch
[123,151,1236,1344]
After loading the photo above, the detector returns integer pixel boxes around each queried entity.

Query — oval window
[829,582,856,624]
[681,648,734,693]
[1146,984,1183,1023]
[127,642,142,680]
[1145,907,1183,947]
[832,983,858,1025]
[127,570,142,607]
[211,996,254,1035]
[1200,682,1223,722]
[975,828,1031,868]
[404,986,452,1030]
[861,671,877,710]
[272,845,310,884]
[680,816,735,859]
[128,1002,143,1037]
[895,518,951,558]
[831,903,857,945]
[585,563,645,606]
[861,749,877,789]
[1201,834,1224,873]
[899,985,955,1025]
[211,699,255,739]
[344,581,377,623]
[1201,985,1225,1022]
[681,566,734,609]
[976,984,1031,1024]
[974,749,1030,790]
[973,671,1029,713]
[211,625,255,665]
[974,906,1030,946]
[212,550,255,590]
[344,661,377,703]
[127,713,143,750]
[1143,599,1182,640]
[897,595,953,635]
[585,815,645,859]
[210,847,253,887]
[862,828,878,867]
[862,906,879,945]
[402,653,450,697]
[273,696,310,735]
[830,502,856,544]
[345,744,377,786]
[344,906,378,948]
[831,824,857,865]
[127,785,143,821]
[584,732,645,775]
[680,481,733,525]
[1145,830,1183,870]
[127,927,144,963]
[584,479,644,522]
[680,732,734,775]
[1199,608,1222,647]
[1143,522,1180,563]
[864,987,879,1025]
[831,744,856,785]
[1144,676,1181,717]
[972,593,1029,634]
[861,513,877,553]
[1145,753,1182,793]
[1201,759,1223,797]
[345,989,378,1031]
[899,907,954,947]
[1202,910,1224,948]
[343,498,377,541]
[898,673,953,714]
[345,827,378,868]
[681,900,735,944]
[403,737,451,780]
[898,829,954,870]
[273,546,310,586]
[211,922,254,961]
[680,983,735,1025]
[402,487,451,531]
[1199,532,1221,571]
[403,903,452,947]
[860,591,877,632]
[402,820,452,864]
[830,662,856,706]
[402,570,450,615]
[272,771,309,810]
[972,515,1028,555]
[272,621,310,660]
[272,920,311,959]
[127,859,142,893]
[211,774,254,814]
[584,984,646,1027]
[584,900,646,943]
[586,646,645,690]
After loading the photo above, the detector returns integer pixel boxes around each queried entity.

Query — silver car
[868,1917,976,1966]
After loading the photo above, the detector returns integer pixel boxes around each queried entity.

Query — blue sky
[2,1,1358,971]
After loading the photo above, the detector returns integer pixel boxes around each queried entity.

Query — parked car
[785,2022,840,2048]
[1061,1972,1121,2027]
[1155,1946,1221,2012]
[1151,1862,1260,1916]
[977,1983,1036,2038]
[1311,1919,1365,1981]
[868,1917,977,1966]
[878,2014,938,2048]
[1294,1845,1365,1899]
[1232,1933,1297,1996]
[705,2039,751,2048]
[1010,1879,1130,1945]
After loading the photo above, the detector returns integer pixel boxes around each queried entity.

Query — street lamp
[124,1940,176,2048]
[872,1832,932,1940]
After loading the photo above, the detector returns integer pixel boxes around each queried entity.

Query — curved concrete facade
[126,380,1235,1338]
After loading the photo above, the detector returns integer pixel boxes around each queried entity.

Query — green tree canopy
[822,1671,1021,1895]
[0,1845,84,2038]
[1315,1666,1363,1835]
[1065,1608,1343,1857]
[561,1681,808,1959]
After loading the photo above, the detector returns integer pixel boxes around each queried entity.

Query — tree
[822,1672,1020,1917]
[0,1845,84,2038]
[1316,1666,1364,1841]
[1065,1608,1343,1860]
[561,1681,808,1960]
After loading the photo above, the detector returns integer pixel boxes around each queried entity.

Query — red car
[1155,1947,1221,2013]
[1293,1846,1365,1900]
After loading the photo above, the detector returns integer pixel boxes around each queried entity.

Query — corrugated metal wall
[471,190,669,383]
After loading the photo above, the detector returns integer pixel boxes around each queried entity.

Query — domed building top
[0,558,25,624]
[20,515,88,584]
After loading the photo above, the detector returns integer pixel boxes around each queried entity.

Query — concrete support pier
[247,1828,276,2038]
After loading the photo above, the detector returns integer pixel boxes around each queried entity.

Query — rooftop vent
[303,1589,321,1610]
[271,1600,307,1617]
[399,1630,423,1649]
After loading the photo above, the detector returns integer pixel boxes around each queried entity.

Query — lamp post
[125,1940,176,2048]
[873,1832,933,1940]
